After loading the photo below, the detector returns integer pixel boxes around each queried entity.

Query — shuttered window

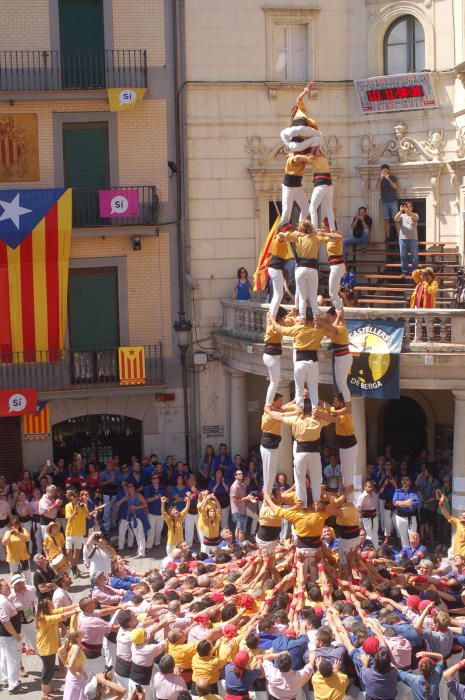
[63,122,110,225]
[59,0,105,88]
[68,268,119,351]
[0,418,22,481]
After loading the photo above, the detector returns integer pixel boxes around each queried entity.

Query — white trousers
[381,504,394,537]
[296,546,319,579]
[338,536,360,567]
[268,267,284,318]
[328,262,345,309]
[263,353,281,407]
[260,445,280,494]
[361,516,379,548]
[184,513,199,548]
[118,520,135,551]
[0,635,20,690]
[103,638,116,669]
[0,525,8,561]
[146,513,164,548]
[114,672,130,691]
[32,520,43,554]
[394,514,417,548]
[84,654,106,678]
[310,184,335,229]
[295,266,319,317]
[281,184,308,225]
[221,506,230,530]
[19,620,37,652]
[280,125,322,152]
[294,451,322,507]
[334,353,353,403]
[340,444,357,498]
[294,358,319,410]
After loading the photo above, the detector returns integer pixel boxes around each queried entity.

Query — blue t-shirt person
[393,486,420,516]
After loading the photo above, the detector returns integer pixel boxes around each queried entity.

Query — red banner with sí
[0,389,37,416]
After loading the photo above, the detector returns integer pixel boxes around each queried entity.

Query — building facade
[0,0,186,475]
[180,0,465,511]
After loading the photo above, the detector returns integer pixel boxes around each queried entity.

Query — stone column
[277,380,293,483]
[452,391,465,516]
[229,369,248,458]
[352,396,366,501]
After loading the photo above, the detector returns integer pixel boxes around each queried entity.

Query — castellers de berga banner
[345,320,405,399]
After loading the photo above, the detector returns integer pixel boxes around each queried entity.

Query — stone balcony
[215,300,465,390]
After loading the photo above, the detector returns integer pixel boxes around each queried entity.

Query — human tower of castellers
[2,80,465,700]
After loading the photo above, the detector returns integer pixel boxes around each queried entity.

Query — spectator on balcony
[395,201,419,278]
[343,208,373,253]
[410,267,438,342]
[376,164,399,240]
[233,267,253,301]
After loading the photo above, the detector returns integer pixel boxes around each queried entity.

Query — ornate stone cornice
[360,122,446,163]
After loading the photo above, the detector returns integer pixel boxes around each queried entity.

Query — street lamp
[173,312,192,464]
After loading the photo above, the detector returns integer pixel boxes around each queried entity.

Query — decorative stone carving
[457,126,465,158]
[362,122,445,163]
[244,136,268,162]
[321,135,342,165]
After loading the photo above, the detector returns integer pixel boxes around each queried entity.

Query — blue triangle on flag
[0,188,66,249]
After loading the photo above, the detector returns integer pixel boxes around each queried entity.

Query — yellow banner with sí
[107,88,148,112]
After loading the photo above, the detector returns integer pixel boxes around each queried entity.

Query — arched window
[383,15,425,75]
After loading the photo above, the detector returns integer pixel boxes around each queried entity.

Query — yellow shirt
[264,323,282,345]
[259,494,297,528]
[449,517,465,557]
[43,531,65,560]
[192,653,227,684]
[324,234,343,257]
[292,97,319,129]
[269,234,290,260]
[217,636,240,663]
[200,506,221,539]
[4,530,30,563]
[274,507,329,538]
[168,641,197,669]
[261,412,282,437]
[335,412,355,437]
[286,231,321,259]
[312,671,349,700]
[307,153,331,174]
[282,324,324,351]
[282,415,329,442]
[36,609,65,656]
[336,503,359,527]
[163,508,188,546]
[284,154,306,177]
[65,502,90,537]
[326,323,349,346]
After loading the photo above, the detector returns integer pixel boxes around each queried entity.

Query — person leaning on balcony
[232,267,252,301]
[410,267,438,342]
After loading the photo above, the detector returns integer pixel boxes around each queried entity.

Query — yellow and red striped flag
[253,217,294,292]
[118,346,146,385]
[0,188,72,362]
[24,402,51,440]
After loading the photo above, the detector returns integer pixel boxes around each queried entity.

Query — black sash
[296,535,321,549]
[80,641,103,659]
[0,611,21,637]
[130,662,153,685]
[269,256,286,270]
[336,434,357,449]
[115,656,131,678]
[261,433,281,450]
[295,350,318,362]
[283,174,303,187]
[264,343,282,356]
[338,524,360,539]
[257,525,281,541]
[296,439,320,453]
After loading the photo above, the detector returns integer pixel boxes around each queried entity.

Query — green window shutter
[59,0,105,87]
[63,122,110,225]
[69,269,119,351]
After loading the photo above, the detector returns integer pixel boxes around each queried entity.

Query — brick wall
[112,0,166,66]
[70,232,173,355]
[0,1,51,49]
[0,99,168,200]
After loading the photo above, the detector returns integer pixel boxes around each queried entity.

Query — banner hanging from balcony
[346,319,404,399]
[98,189,139,218]
[253,216,294,291]
[107,88,148,112]
[0,188,72,362]
[118,346,146,385]
[24,401,50,440]
[0,389,37,417]
[0,114,40,182]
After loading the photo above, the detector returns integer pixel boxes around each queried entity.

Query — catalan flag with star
[0,188,72,362]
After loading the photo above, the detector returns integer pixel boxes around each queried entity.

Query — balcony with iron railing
[220,299,465,351]
[0,344,164,392]
[72,186,159,228]
[0,50,148,91]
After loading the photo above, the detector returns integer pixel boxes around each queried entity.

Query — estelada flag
[253,217,294,291]
[0,189,72,362]
[24,401,51,440]
[107,88,148,112]
[118,346,146,385]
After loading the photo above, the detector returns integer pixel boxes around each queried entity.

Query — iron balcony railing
[0,344,164,391]
[72,185,159,228]
[0,49,148,91]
